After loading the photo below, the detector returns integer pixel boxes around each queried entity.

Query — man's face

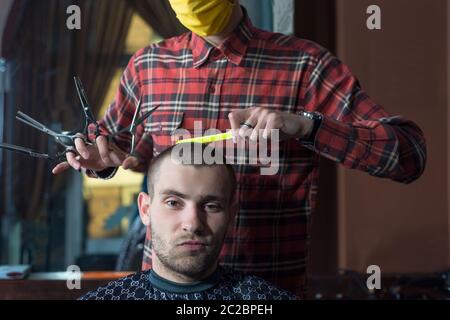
[139,159,234,280]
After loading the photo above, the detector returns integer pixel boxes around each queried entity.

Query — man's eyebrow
[159,189,189,199]
[159,190,226,202]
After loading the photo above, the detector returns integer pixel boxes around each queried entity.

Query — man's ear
[138,192,151,226]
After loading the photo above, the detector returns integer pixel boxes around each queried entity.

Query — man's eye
[166,200,181,208]
[204,203,222,212]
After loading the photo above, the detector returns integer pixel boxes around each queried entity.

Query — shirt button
[208,85,215,93]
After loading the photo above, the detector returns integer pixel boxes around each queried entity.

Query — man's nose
[181,204,205,234]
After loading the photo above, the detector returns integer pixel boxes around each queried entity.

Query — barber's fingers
[52,162,71,175]
[249,116,267,141]
[122,156,139,170]
[227,112,239,141]
[228,111,242,131]
[238,111,259,139]
[263,112,284,139]
[66,151,81,170]
[96,135,114,166]
[107,150,124,166]
[228,109,252,140]
[74,136,89,159]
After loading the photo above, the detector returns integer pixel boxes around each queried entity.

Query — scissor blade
[0,142,50,159]
[16,111,59,137]
[133,109,153,127]
[17,111,47,130]
[109,104,158,138]
[129,97,143,132]
[74,76,97,122]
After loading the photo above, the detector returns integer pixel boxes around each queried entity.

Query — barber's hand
[228,107,314,142]
[51,135,139,175]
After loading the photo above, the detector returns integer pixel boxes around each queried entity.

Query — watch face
[303,111,317,120]
[314,112,323,120]
[301,111,313,119]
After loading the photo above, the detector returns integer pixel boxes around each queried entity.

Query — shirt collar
[190,7,255,68]
[149,267,222,294]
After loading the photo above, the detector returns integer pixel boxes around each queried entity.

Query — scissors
[1,76,156,165]
[74,76,100,139]
[0,76,97,164]
[1,111,81,165]
[75,76,154,154]
[13,76,99,148]
[0,142,72,165]
[15,110,83,149]
[108,98,159,155]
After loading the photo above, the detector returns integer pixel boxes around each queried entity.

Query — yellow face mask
[169,0,236,37]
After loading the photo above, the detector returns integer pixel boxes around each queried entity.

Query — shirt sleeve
[300,50,427,184]
[88,51,153,176]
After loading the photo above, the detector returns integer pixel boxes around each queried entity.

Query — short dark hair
[146,143,237,202]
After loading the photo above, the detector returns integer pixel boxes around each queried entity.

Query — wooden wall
[297,0,449,274]
[335,0,448,273]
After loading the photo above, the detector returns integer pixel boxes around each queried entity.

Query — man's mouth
[178,240,208,251]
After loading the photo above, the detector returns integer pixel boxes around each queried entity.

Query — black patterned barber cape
[80,266,298,300]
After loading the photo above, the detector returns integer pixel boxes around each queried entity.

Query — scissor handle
[52,147,76,162]
[129,97,143,132]
[74,76,99,137]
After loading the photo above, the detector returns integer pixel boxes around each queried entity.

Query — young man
[56,0,426,297]
[80,144,297,300]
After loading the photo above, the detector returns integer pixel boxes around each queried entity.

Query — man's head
[138,143,237,282]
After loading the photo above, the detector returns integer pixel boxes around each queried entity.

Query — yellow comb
[176,131,233,144]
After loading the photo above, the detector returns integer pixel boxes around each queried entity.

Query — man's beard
[151,229,224,279]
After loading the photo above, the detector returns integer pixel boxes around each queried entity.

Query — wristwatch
[298,111,323,145]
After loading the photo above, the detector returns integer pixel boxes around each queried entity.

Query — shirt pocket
[144,110,184,152]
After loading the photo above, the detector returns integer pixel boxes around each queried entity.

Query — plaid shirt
[92,12,426,297]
